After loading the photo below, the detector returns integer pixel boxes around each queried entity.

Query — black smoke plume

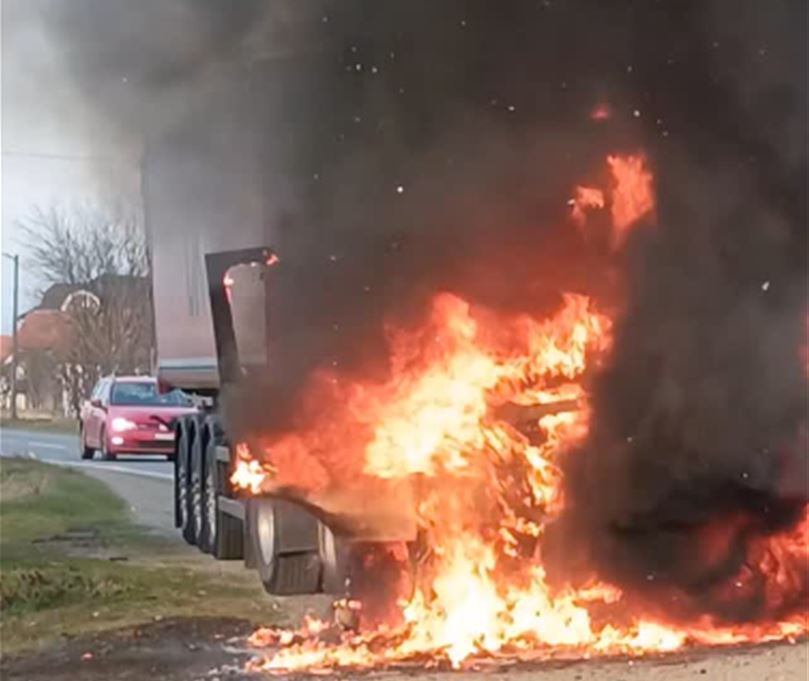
[35,0,807,618]
[549,0,808,621]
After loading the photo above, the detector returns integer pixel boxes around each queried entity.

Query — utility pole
[3,252,19,419]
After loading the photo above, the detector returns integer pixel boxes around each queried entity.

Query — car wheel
[100,428,116,461]
[80,427,94,460]
[246,497,321,595]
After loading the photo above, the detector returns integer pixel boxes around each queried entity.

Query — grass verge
[0,458,281,654]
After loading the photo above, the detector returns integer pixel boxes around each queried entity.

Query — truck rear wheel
[201,433,243,559]
[189,418,207,548]
[246,498,321,595]
[319,522,349,594]
[175,421,196,545]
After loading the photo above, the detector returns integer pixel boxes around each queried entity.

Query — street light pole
[3,252,19,419]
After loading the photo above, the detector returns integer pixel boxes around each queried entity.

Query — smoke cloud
[36,0,645,401]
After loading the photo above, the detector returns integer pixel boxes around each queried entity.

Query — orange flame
[233,284,808,673]
[570,186,605,228]
[230,155,804,674]
[748,508,809,613]
[231,442,275,494]
[246,512,807,673]
[607,154,655,244]
[568,155,655,249]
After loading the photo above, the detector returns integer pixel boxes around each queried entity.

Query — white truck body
[143,143,267,390]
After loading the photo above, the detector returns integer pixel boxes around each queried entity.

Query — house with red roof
[3,283,96,415]
[2,276,148,416]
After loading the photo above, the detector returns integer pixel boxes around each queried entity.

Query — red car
[79,376,197,460]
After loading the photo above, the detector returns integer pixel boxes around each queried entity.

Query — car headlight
[111,417,137,432]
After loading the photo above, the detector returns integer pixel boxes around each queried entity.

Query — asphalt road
[0,427,176,533]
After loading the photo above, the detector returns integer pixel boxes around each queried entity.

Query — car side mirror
[90,398,104,408]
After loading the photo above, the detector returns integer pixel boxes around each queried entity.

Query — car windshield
[109,382,191,407]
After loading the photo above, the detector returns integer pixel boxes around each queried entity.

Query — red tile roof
[0,335,11,364]
[17,310,72,355]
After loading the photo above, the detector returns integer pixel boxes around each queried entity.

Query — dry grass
[0,416,79,434]
[0,458,279,654]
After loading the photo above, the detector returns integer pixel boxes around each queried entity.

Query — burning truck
[129,0,808,674]
[148,144,807,672]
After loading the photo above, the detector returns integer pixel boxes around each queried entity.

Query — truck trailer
[146,175,364,598]
[145,156,437,609]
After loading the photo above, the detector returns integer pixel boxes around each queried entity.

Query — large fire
[230,153,808,674]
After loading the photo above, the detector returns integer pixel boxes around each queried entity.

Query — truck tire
[189,417,207,548]
[175,420,196,545]
[172,425,183,528]
[246,498,321,595]
[200,429,243,559]
[319,522,349,594]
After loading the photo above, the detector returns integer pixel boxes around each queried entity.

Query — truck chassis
[168,247,348,596]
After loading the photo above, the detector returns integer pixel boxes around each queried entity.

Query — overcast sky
[1,0,141,333]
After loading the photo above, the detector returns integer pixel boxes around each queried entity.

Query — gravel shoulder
[2,458,805,681]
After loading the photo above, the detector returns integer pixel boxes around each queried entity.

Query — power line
[2,150,135,163]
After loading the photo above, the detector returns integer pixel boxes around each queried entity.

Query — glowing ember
[590,102,611,121]
[747,507,809,613]
[570,186,605,227]
[223,272,235,305]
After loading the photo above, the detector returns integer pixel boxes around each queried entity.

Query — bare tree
[22,205,149,285]
[21,349,60,412]
[19,205,154,415]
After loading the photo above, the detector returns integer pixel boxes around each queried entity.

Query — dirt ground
[2,617,806,681]
[1,617,254,681]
